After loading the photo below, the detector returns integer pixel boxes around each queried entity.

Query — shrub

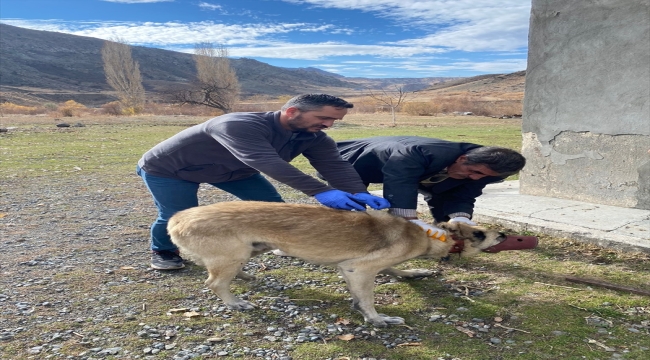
[276,95,294,103]
[101,101,123,116]
[58,100,87,117]
[142,102,223,116]
[122,106,139,116]
[43,102,58,111]
[349,98,377,114]
[403,102,441,116]
[418,96,523,117]
[0,102,39,115]
[233,102,283,112]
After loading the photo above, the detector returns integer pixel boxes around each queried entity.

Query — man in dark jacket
[137,94,389,270]
[336,136,526,233]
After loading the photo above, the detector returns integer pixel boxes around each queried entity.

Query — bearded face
[283,106,348,132]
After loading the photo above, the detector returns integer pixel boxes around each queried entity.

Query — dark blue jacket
[337,136,504,216]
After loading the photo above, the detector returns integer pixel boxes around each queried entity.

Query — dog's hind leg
[337,262,405,327]
[379,267,434,279]
[234,242,274,281]
[204,258,256,310]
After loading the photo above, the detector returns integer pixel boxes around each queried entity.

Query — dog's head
[439,222,506,256]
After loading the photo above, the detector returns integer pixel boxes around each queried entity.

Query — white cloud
[394,12,529,52]
[291,24,354,35]
[0,18,524,66]
[399,59,527,73]
[0,20,314,46]
[316,57,526,77]
[0,19,440,60]
[198,2,222,11]
[227,42,445,60]
[0,0,530,77]
[283,0,530,51]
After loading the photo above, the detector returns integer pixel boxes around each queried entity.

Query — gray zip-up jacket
[138,111,368,196]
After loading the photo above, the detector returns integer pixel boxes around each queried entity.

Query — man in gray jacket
[138,94,389,270]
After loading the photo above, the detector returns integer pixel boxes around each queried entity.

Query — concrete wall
[521,0,650,209]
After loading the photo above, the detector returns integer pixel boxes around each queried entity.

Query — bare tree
[172,43,240,113]
[101,38,145,114]
[367,86,414,126]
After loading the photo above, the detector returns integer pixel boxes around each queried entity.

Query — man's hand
[449,216,477,226]
[409,219,447,241]
[350,193,390,210]
[314,190,366,211]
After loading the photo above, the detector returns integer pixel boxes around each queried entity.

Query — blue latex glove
[350,193,391,210]
[314,190,366,211]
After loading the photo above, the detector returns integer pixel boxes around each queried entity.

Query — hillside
[0,24,361,105]
[0,24,524,107]
[418,71,526,101]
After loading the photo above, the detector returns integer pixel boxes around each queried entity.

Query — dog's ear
[438,221,475,239]
[438,221,459,234]
[439,222,506,256]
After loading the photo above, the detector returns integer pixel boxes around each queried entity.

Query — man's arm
[209,119,333,195]
[380,147,431,218]
[304,136,390,209]
[303,136,371,194]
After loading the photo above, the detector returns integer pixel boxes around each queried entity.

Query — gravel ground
[1,175,433,359]
[2,174,649,360]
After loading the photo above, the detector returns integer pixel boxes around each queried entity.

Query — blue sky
[0,0,531,78]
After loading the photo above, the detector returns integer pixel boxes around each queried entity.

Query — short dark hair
[464,146,526,175]
[281,94,353,112]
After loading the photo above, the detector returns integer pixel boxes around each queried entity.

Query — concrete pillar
[521,0,650,209]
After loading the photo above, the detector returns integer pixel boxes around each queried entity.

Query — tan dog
[168,201,505,327]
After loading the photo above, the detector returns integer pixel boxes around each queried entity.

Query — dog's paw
[375,314,405,326]
[379,267,434,279]
[399,269,434,279]
[236,271,256,281]
[226,299,257,311]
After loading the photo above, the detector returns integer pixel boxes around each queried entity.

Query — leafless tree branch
[366,86,414,125]
[101,38,145,114]
[170,43,240,113]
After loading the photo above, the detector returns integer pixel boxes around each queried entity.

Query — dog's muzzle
[448,235,539,253]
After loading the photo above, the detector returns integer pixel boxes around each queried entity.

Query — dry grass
[0,95,522,119]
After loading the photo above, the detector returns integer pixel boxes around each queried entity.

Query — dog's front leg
[338,263,405,327]
[379,267,434,279]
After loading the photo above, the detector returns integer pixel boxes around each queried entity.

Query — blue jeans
[137,166,283,252]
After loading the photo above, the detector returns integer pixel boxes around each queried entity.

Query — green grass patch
[0,114,522,179]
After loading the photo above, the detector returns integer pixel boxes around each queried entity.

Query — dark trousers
[419,188,452,223]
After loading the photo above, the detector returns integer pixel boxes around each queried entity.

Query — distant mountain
[345,77,459,92]
[421,71,526,92]
[0,24,520,107]
[417,71,526,99]
[283,67,345,78]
